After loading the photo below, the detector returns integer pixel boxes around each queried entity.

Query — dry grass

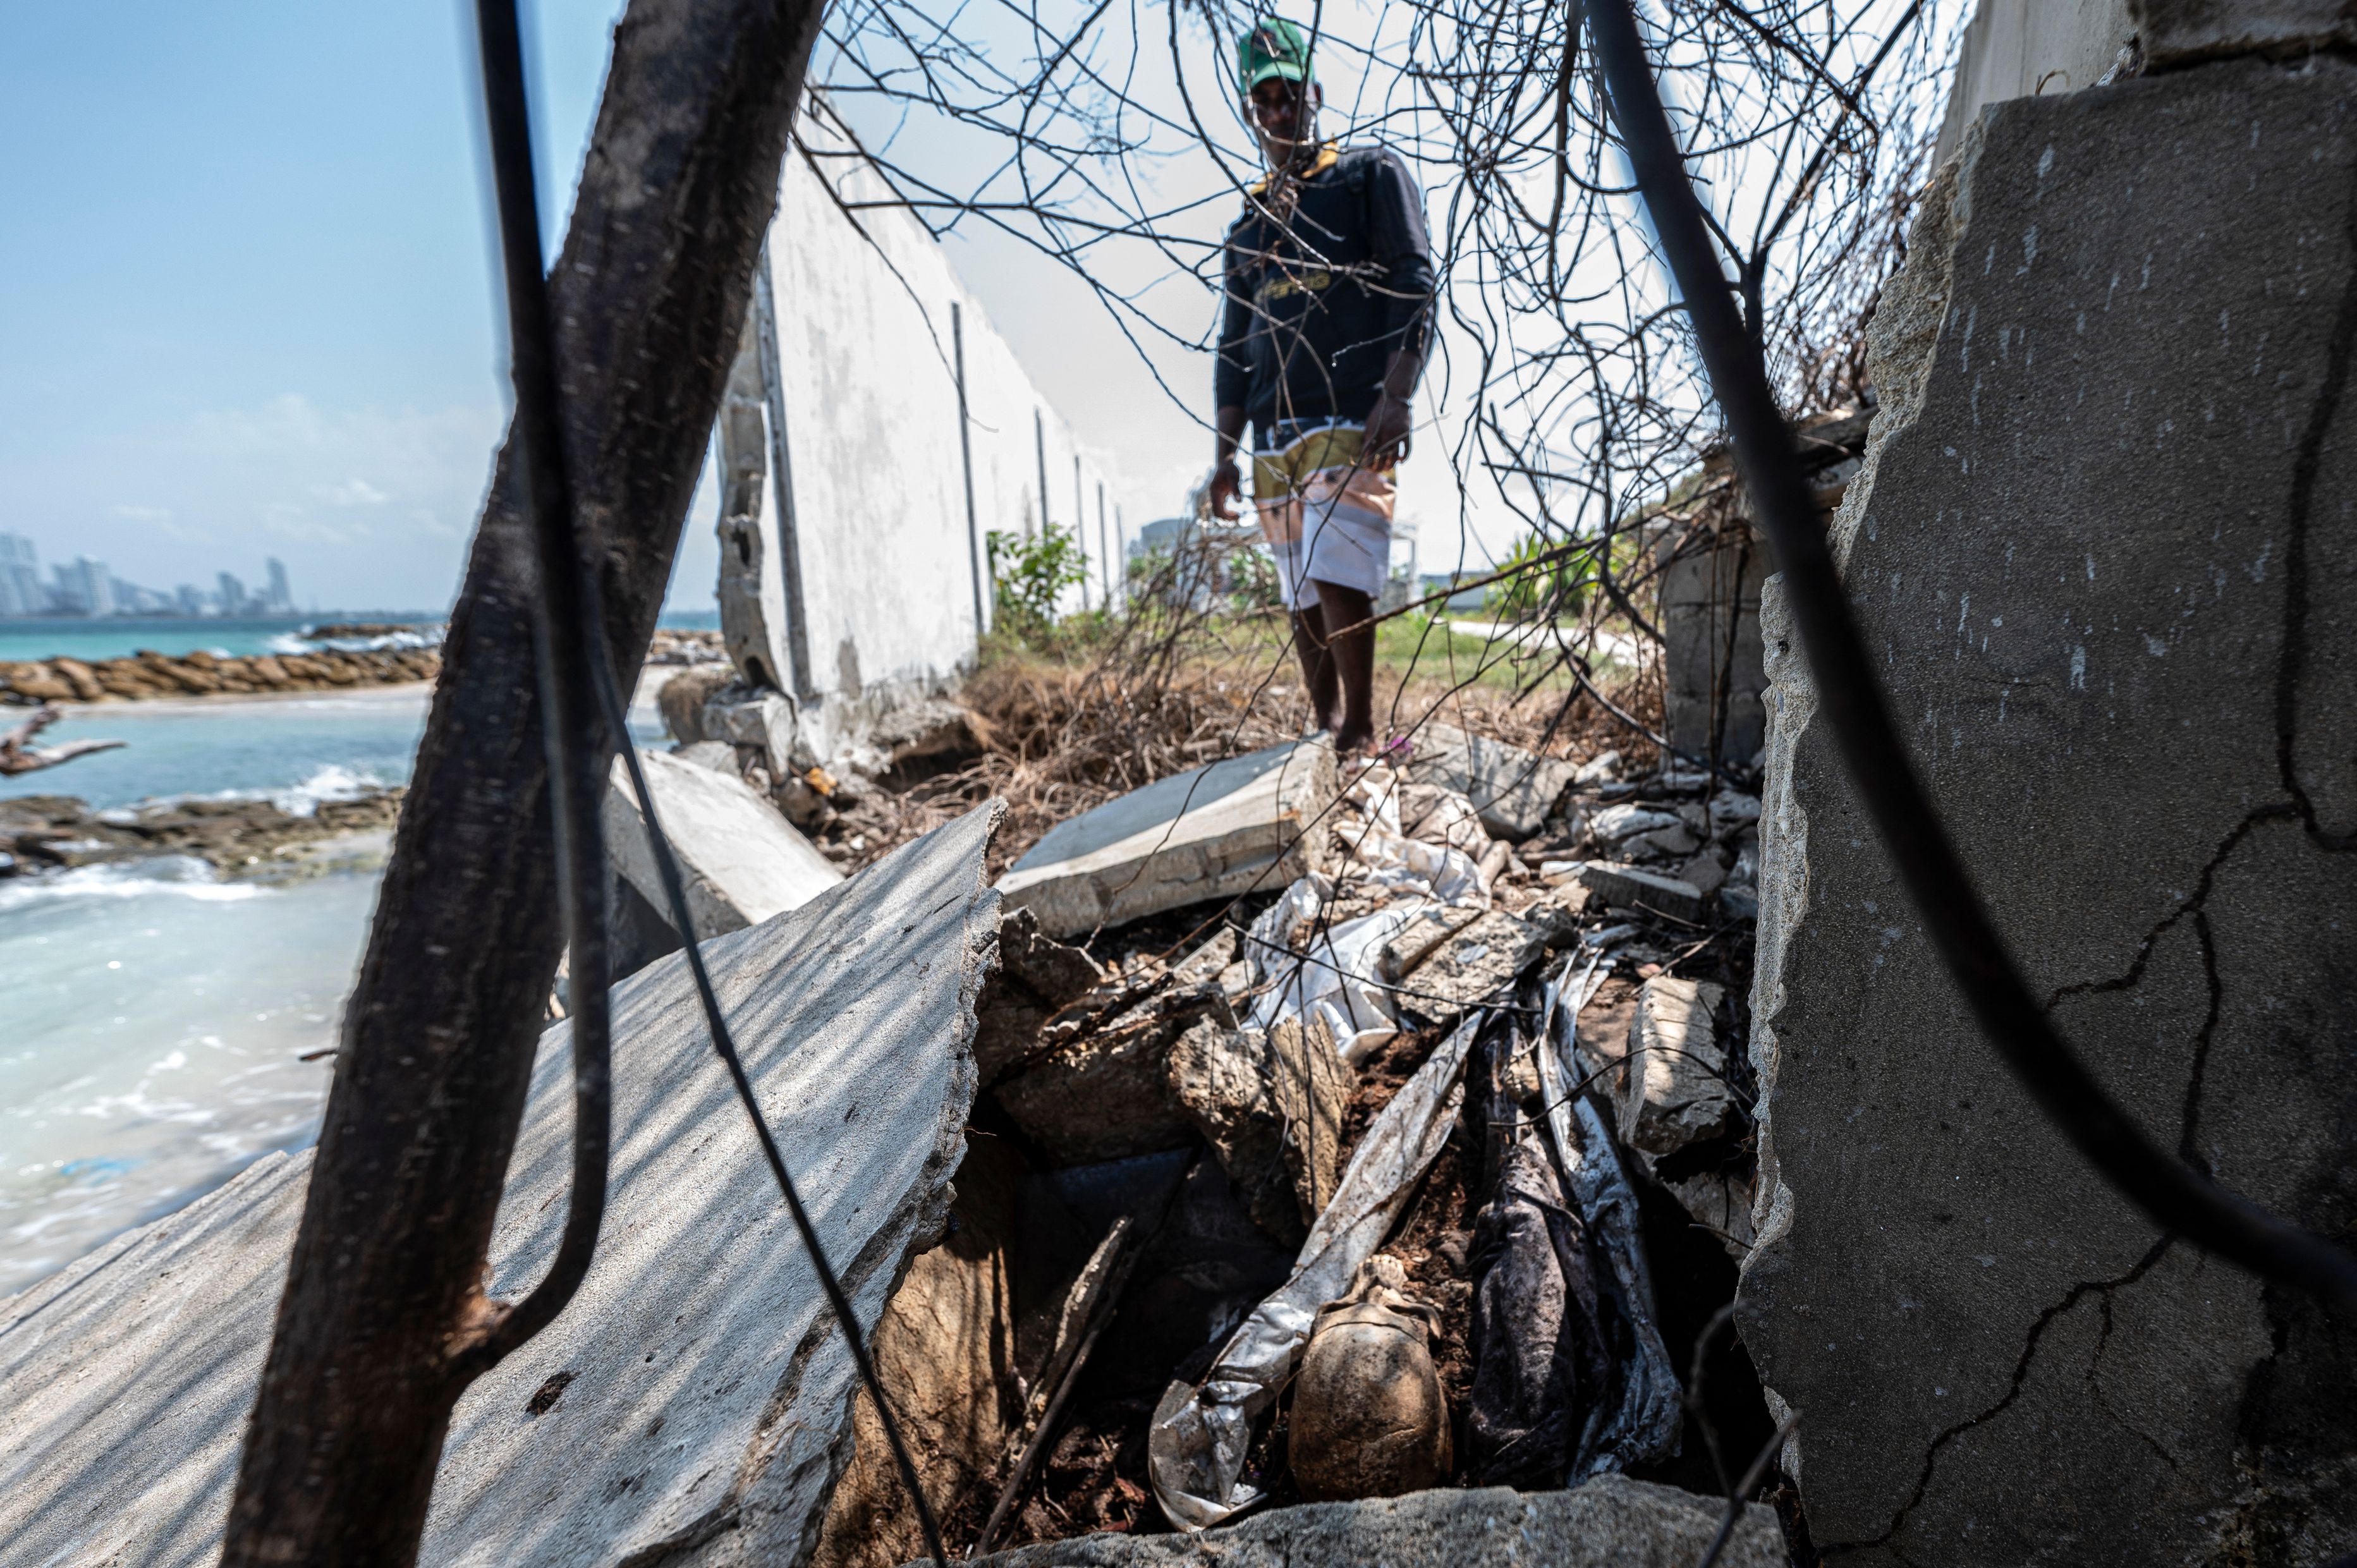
[812,622,1664,879]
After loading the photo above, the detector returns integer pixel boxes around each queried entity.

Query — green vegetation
[986,524,1090,647]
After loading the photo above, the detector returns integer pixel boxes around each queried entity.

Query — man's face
[1248,77,1320,169]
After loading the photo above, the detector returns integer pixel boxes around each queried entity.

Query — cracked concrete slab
[0,805,1002,1568]
[606,746,843,939]
[1738,56,2357,1566]
[957,1475,1782,1566]
[997,739,1336,937]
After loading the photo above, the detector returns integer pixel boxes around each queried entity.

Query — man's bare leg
[1291,604,1341,734]
[1310,580,1377,754]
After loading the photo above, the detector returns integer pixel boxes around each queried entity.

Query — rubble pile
[736,690,1784,1560]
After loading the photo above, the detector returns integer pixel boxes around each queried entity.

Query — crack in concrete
[1820,1237,2174,1558]
[2086,1276,2182,1476]
[2275,140,2357,856]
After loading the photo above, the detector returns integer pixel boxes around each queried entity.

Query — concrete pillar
[1740,49,2357,1565]
[714,265,803,698]
[1654,512,1769,768]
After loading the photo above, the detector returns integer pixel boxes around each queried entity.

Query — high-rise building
[217,571,248,617]
[265,557,292,613]
[55,558,115,617]
[0,534,41,618]
[176,584,208,617]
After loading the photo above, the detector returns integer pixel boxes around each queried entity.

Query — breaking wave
[267,763,386,817]
[267,624,445,656]
[0,857,269,915]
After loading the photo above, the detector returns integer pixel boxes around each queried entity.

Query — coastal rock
[0,646,439,707]
[0,789,406,877]
[0,804,1004,1568]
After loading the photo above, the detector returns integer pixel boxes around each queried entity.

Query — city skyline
[0,530,304,619]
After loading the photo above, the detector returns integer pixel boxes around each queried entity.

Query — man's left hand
[1363,392,1413,465]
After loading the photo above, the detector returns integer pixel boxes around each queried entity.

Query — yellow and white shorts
[1252,420,1396,609]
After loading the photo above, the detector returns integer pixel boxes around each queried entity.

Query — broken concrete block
[1626,822,1702,860]
[1656,518,1770,764]
[1289,1257,1451,1502]
[1386,908,1547,1016]
[2134,0,2357,68]
[1740,59,2357,1565]
[1618,976,1733,1157]
[961,1474,1782,1566]
[1577,862,1707,926]
[1663,1168,1756,1262]
[1587,801,1681,844]
[672,738,741,775]
[999,739,1337,938]
[973,906,1105,1085]
[860,696,986,786]
[1676,851,1729,897]
[1169,926,1240,989]
[1403,724,1574,842]
[0,805,1003,1568]
[1166,1014,1351,1246]
[993,983,1233,1164]
[604,746,841,940]
[1707,787,1762,837]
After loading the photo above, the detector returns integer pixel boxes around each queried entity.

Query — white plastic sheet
[1146,1013,1480,1530]
[1246,901,1421,1065]
[1336,773,1488,908]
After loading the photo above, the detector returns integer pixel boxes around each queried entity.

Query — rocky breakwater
[0,787,405,881]
[0,645,441,705]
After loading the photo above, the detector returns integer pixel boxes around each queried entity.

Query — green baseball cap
[1239,16,1312,91]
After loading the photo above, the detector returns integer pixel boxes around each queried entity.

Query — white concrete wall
[723,109,1123,722]
[1932,0,2135,166]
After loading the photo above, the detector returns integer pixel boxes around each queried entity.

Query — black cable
[468,0,610,1367]
[470,6,951,1562]
[1584,0,2357,1312]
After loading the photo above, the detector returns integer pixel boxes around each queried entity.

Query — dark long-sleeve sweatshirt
[1214,143,1437,439]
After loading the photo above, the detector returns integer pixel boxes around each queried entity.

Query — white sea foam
[269,762,386,817]
[0,857,269,914]
[271,624,446,655]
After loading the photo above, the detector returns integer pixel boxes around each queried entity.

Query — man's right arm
[1210,404,1248,520]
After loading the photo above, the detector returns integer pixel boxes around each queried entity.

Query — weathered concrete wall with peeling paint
[715,111,1123,746]
[1739,51,2357,1567]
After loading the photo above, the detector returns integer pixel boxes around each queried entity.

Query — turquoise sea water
[0,607,716,664]
[0,664,683,1295]
[0,616,436,663]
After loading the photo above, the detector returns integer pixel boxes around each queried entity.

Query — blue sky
[1,1,1542,618]
[0,0,1236,616]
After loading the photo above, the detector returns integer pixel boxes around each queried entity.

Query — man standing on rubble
[1207,15,1435,757]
